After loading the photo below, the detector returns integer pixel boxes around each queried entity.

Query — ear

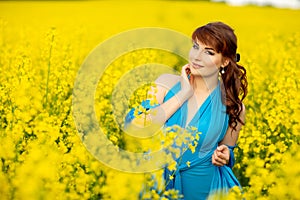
[222,58,230,67]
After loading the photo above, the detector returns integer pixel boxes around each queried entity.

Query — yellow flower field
[0,1,300,199]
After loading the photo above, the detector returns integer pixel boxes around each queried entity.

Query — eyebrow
[193,41,199,46]
[204,47,215,51]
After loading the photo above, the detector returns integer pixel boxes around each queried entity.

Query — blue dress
[162,81,241,199]
[125,80,241,200]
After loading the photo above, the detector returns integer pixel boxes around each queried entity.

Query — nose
[193,49,203,61]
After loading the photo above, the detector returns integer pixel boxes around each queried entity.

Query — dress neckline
[183,82,220,128]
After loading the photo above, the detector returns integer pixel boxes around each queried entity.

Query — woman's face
[188,39,226,77]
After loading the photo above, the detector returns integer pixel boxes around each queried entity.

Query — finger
[217,144,229,152]
[216,150,230,164]
[216,151,227,160]
[214,151,227,165]
[214,159,227,166]
[181,64,190,80]
[214,161,225,166]
[212,154,218,166]
[181,64,189,73]
[213,151,222,164]
[185,66,191,75]
[212,154,225,166]
[217,146,230,162]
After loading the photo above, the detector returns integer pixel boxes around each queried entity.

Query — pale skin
[129,39,245,166]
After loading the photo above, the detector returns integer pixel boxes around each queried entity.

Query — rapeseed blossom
[0,1,300,199]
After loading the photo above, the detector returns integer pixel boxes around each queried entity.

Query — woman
[126,21,247,199]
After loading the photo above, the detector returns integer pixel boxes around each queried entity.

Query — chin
[191,69,205,77]
[191,70,219,78]
[190,68,203,76]
[190,72,203,77]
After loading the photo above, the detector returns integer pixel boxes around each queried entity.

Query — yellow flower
[186,161,191,167]
[167,161,177,171]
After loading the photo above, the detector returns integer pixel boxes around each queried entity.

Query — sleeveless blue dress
[125,80,241,199]
[162,81,240,199]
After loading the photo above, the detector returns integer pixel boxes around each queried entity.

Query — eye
[205,50,215,56]
[192,43,199,50]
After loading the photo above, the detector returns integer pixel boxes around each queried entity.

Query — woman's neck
[191,75,219,94]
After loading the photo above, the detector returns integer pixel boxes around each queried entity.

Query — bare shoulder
[155,74,181,91]
[150,74,180,104]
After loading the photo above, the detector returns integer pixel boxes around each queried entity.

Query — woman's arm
[212,103,246,167]
[125,64,193,130]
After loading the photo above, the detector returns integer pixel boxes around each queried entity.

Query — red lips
[192,62,204,69]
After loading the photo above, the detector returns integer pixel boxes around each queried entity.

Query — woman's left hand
[212,144,230,166]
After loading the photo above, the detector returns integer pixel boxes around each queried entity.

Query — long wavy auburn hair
[192,22,248,131]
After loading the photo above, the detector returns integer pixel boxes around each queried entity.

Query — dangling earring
[221,67,225,74]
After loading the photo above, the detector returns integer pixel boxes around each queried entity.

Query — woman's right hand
[177,64,193,105]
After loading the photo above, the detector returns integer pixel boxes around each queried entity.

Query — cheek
[208,56,223,67]
[211,59,221,67]
[188,49,194,60]
[202,56,218,68]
